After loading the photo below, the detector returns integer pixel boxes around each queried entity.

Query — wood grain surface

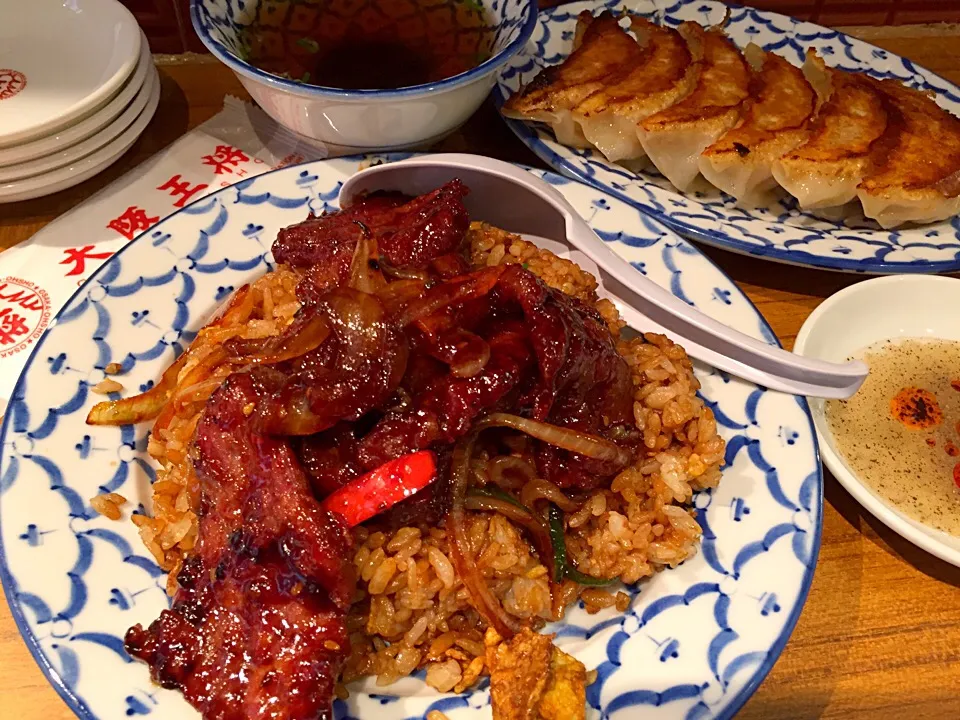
[2,22,960,720]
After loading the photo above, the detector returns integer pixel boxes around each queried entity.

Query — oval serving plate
[494,0,960,274]
[0,155,820,720]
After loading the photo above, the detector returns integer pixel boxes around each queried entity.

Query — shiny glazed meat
[272,179,470,272]
[125,373,354,719]
[271,190,640,494]
[126,181,639,718]
[351,264,637,488]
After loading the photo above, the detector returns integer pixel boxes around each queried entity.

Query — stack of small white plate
[0,0,160,204]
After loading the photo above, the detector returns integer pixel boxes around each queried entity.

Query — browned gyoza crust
[855,77,960,227]
[698,46,818,204]
[572,15,698,162]
[501,11,646,147]
[637,22,751,190]
[773,52,888,209]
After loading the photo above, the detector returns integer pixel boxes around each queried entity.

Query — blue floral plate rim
[0,155,822,720]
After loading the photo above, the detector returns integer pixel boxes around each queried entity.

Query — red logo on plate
[0,69,26,101]
[0,277,51,358]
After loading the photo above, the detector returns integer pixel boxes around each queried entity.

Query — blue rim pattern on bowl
[190,0,538,100]
[494,0,960,274]
[0,156,822,720]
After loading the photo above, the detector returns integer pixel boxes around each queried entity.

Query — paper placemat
[0,97,330,412]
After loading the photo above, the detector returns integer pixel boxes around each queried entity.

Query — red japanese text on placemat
[0,69,26,101]
[0,277,51,358]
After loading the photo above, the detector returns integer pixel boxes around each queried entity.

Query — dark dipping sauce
[239,0,495,90]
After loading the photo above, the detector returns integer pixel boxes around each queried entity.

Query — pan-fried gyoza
[504,10,960,228]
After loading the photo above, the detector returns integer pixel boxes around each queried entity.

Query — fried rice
[106,221,724,695]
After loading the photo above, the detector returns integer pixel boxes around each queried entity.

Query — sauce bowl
[191,0,536,150]
[795,275,960,567]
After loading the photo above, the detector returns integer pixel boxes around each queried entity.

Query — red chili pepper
[321,451,437,527]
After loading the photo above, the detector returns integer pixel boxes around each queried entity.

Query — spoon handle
[558,210,866,398]
[343,154,868,399]
[436,154,867,399]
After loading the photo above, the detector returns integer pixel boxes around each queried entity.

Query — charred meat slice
[125,373,354,720]
[272,180,470,273]
[490,266,638,488]
[373,179,471,267]
[356,320,536,468]
[251,288,409,436]
[355,265,636,488]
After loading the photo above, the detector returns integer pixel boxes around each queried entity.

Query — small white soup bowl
[794,275,960,567]
[191,0,537,150]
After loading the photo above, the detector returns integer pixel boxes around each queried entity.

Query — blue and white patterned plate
[0,156,821,720]
[495,0,960,274]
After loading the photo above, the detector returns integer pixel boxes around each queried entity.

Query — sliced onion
[447,332,490,379]
[398,266,504,327]
[375,278,428,315]
[228,312,331,366]
[86,350,190,426]
[424,328,491,379]
[469,458,490,487]
[379,258,429,282]
[254,290,406,436]
[151,397,178,436]
[488,456,536,490]
[171,377,224,408]
[451,353,489,379]
[520,478,582,513]
[447,434,523,638]
[348,223,386,294]
[86,286,259,426]
[446,413,631,634]
[478,413,633,468]
[207,284,254,328]
[171,347,227,407]
[325,289,392,357]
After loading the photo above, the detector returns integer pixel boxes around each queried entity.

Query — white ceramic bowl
[795,275,960,567]
[0,0,141,148]
[0,33,152,169]
[0,67,160,204]
[190,0,536,150]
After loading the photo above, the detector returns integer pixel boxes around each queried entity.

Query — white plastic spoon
[339,153,867,398]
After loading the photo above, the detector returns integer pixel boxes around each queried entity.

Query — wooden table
[3,22,960,720]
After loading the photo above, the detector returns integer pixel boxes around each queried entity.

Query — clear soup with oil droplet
[825,338,960,536]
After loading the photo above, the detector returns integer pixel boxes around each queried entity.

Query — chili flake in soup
[239,0,495,89]
[825,338,960,536]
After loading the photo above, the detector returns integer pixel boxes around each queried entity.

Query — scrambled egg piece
[485,628,588,720]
